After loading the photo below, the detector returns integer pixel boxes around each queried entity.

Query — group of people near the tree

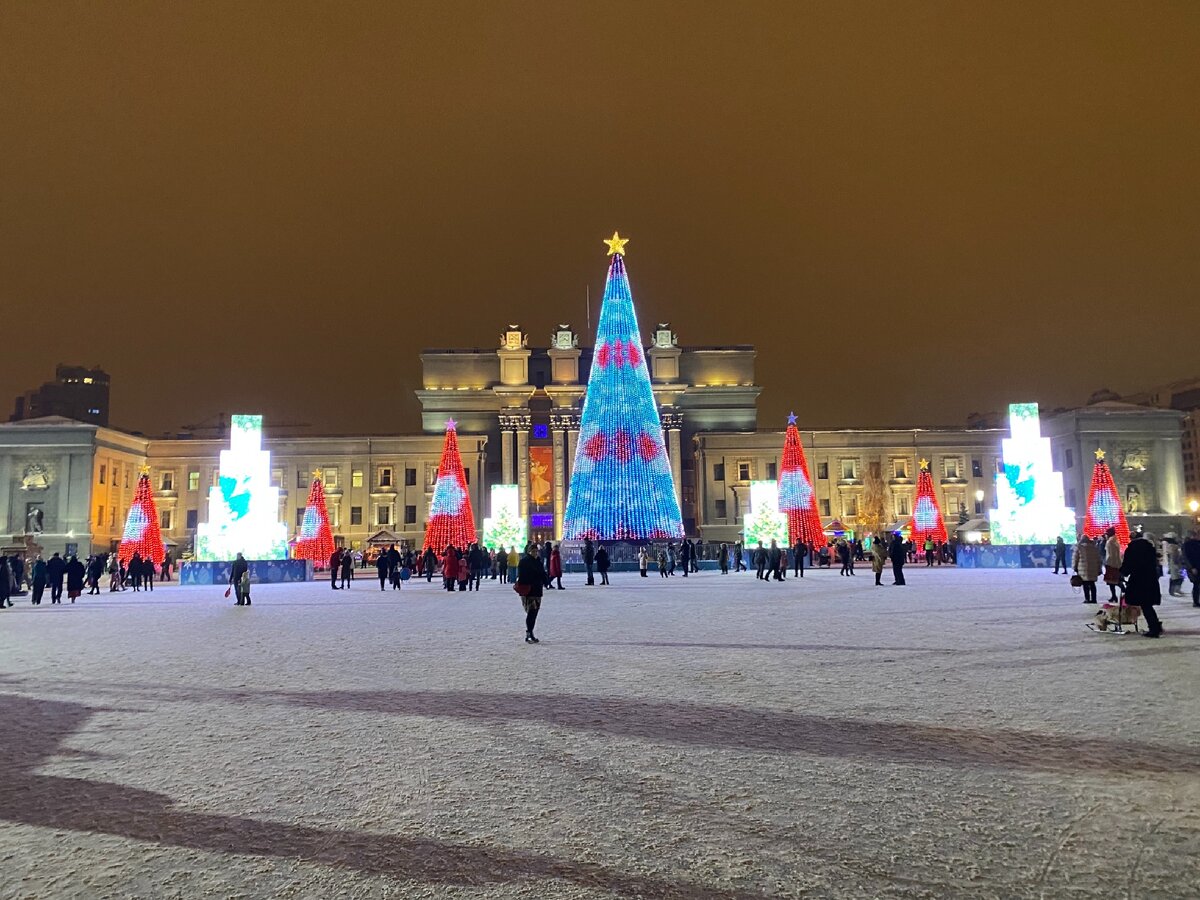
[1070,527,1200,638]
[0,549,173,608]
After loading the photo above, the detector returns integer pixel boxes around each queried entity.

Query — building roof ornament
[653,323,677,349]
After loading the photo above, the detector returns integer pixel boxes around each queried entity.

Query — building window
[896,496,910,517]
[463,468,470,484]
[188,470,200,491]
[99,464,106,485]
[186,509,198,529]
[947,495,961,515]
[271,468,283,488]
[737,462,751,481]
[817,462,829,480]
[297,469,307,489]
[405,467,417,486]
[840,459,858,481]
[944,458,960,479]
[713,463,725,482]
[404,505,417,524]
[325,467,339,488]
[892,458,908,479]
[379,467,393,488]
[96,505,104,527]
[972,459,982,478]
[844,496,858,516]
[767,462,777,480]
[161,510,173,530]
[995,459,1005,475]
[820,499,831,516]
[352,470,364,488]
[714,499,727,518]
[377,505,391,525]
[160,471,174,491]
[296,508,307,527]
[125,468,131,488]
[110,508,117,527]
[350,506,363,525]
[974,498,985,515]
[1065,448,1074,469]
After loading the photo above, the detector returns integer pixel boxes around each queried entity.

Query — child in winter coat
[457,557,470,591]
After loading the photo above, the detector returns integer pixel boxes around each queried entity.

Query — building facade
[11,364,111,426]
[0,329,1190,559]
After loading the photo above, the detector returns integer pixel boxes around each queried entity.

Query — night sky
[3,2,1198,436]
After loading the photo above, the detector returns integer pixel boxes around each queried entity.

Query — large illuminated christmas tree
[1082,448,1130,546]
[909,459,948,545]
[562,233,684,540]
[117,471,166,565]
[293,472,336,564]
[778,413,824,547]
[423,418,478,551]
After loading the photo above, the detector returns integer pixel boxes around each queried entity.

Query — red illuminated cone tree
[118,471,167,566]
[778,414,824,548]
[910,459,948,545]
[294,472,337,565]
[423,419,478,551]
[1082,449,1130,546]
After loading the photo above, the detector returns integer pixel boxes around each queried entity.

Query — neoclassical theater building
[0,324,1191,559]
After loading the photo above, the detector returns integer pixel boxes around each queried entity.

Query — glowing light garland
[293,473,336,563]
[117,472,166,565]
[778,414,824,547]
[562,234,684,541]
[1082,449,1131,547]
[423,419,478,551]
[743,480,789,547]
[909,460,948,545]
[482,484,527,551]
[988,403,1076,544]
[195,415,288,561]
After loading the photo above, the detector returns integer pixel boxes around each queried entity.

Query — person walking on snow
[515,545,545,643]
[1052,536,1068,574]
[888,533,907,585]
[1074,533,1101,603]
[1103,527,1122,601]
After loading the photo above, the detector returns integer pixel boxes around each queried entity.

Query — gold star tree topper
[919,458,929,471]
[1095,448,1105,460]
[312,468,324,480]
[603,231,629,256]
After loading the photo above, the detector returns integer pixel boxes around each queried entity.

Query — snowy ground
[1,567,1198,900]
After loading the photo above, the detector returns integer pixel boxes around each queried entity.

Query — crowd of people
[0,550,174,608]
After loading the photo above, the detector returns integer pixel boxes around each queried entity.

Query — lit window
[325,467,338,488]
[188,471,200,491]
[892,458,908,479]
[352,470,364,488]
[844,496,858,516]
[840,459,858,480]
[377,505,391,525]
[944,458,960,479]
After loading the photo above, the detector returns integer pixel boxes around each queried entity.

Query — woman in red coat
[441,546,458,592]
[549,544,564,590]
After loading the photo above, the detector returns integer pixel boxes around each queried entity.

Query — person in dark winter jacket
[754,543,767,579]
[31,556,47,605]
[339,550,353,589]
[376,552,390,591]
[1181,530,1200,608]
[230,552,250,605]
[46,552,66,604]
[329,549,342,590]
[679,539,691,577]
[1121,534,1163,637]
[596,546,610,585]
[582,538,596,586]
[888,533,907,585]
[515,545,545,643]
[65,556,85,602]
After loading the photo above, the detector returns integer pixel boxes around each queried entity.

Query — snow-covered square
[2,567,1198,899]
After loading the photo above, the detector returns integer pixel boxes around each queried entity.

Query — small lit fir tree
[909,459,948,545]
[423,419,478,551]
[1082,448,1130,546]
[562,232,684,540]
[118,470,166,566]
[778,413,825,547]
[293,470,337,565]
[482,486,527,551]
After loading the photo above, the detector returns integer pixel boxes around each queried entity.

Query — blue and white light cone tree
[562,232,684,541]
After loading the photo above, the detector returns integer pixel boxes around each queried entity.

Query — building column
[0,456,12,535]
[1156,437,1185,515]
[498,417,517,486]
[58,453,73,532]
[515,415,531,519]
[661,411,684,511]
[550,414,568,539]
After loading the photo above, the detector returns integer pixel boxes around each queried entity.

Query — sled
[1086,584,1141,635]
